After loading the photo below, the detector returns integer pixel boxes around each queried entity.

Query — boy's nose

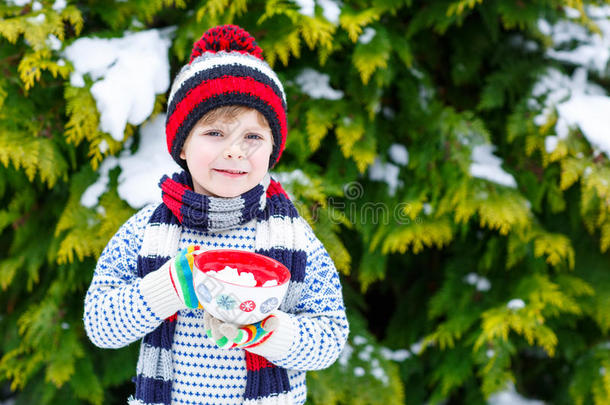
[223,142,245,160]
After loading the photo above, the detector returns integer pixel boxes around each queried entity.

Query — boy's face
[180,109,273,198]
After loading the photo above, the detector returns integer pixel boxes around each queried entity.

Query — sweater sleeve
[247,219,350,370]
[83,203,182,349]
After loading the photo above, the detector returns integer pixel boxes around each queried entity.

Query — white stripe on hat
[168,51,286,107]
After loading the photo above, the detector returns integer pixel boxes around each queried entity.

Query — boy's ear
[180,148,186,160]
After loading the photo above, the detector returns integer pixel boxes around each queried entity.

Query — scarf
[133,171,307,405]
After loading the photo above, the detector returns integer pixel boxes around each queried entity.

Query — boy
[84,25,349,405]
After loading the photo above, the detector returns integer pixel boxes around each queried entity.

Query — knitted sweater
[84,203,349,404]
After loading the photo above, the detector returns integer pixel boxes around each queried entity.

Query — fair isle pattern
[165,25,287,170]
[172,311,248,403]
[84,203,348,405]
[134,171,306,405]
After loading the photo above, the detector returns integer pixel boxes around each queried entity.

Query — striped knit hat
[165,25,288,170]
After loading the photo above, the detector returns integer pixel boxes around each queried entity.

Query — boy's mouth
[213,168,248,176]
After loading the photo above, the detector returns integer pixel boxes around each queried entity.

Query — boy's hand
[168,245,202,309]
[203,311,278,349]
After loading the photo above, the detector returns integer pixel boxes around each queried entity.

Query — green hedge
[1,1,609,404]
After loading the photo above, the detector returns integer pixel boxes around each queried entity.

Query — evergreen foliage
[1,0,609,404]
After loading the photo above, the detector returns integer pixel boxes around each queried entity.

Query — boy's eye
[205,130,223,137]
[245,133,263,140]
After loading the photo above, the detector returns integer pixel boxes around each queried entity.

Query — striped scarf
[133,171,306,405]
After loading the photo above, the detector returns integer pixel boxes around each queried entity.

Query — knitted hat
[165,25,287,170]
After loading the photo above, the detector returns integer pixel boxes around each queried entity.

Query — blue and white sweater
[84,203,349,404]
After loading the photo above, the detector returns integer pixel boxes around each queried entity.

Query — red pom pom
[190,25,264,63]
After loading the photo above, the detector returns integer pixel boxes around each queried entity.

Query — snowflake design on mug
[260,297,279,314]
[196,284,212,303]
[216,294,237,311]
[239,300,256,312]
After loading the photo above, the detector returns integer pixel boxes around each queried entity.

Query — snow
[319,0,341,23]
[410,340,423,355]
[64,28,173,141]
[488,382,545,405]
[115,115,181,207]
[541,6,610,75]
[340,342,393,384]
[359,27,376,44]
[6,0,29,6]
[294,0,314,17]
[98,139,109,153]
[81,114,182,209]
[338,343,353,366]
[389,143,409,166]
[532,68,610,155]
[358,345,373,361]
[295,68,344,100]
[418,84,434,110]
[508,35,539,52]
[423,203,432,215]
[28,14,45,23]
[469,145,517,188]
[369,158,402,196]
[507,298,526,310]
[465,273,478,285]
[80,157,116,207]
[295,0,341,23]
[47,34,61,51]
[565,7,582,19]
[371,358,389,385]
[131,18,145,29]
[476,278,491,291]
[343,337,412,387]
[380,347,411,361]
[353,335,367,345]
[272,169,311,187]
[556,95,610,155]
[205,266,258,287]
[382,107,395,119]
[532,68,601,110]
[533,6,610,157]
[52,0,67,12]
[464,272,492,292]
[545,136,558,153]
[70,73,85,87]
[537,19,552,36]
[269,169,311,201]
